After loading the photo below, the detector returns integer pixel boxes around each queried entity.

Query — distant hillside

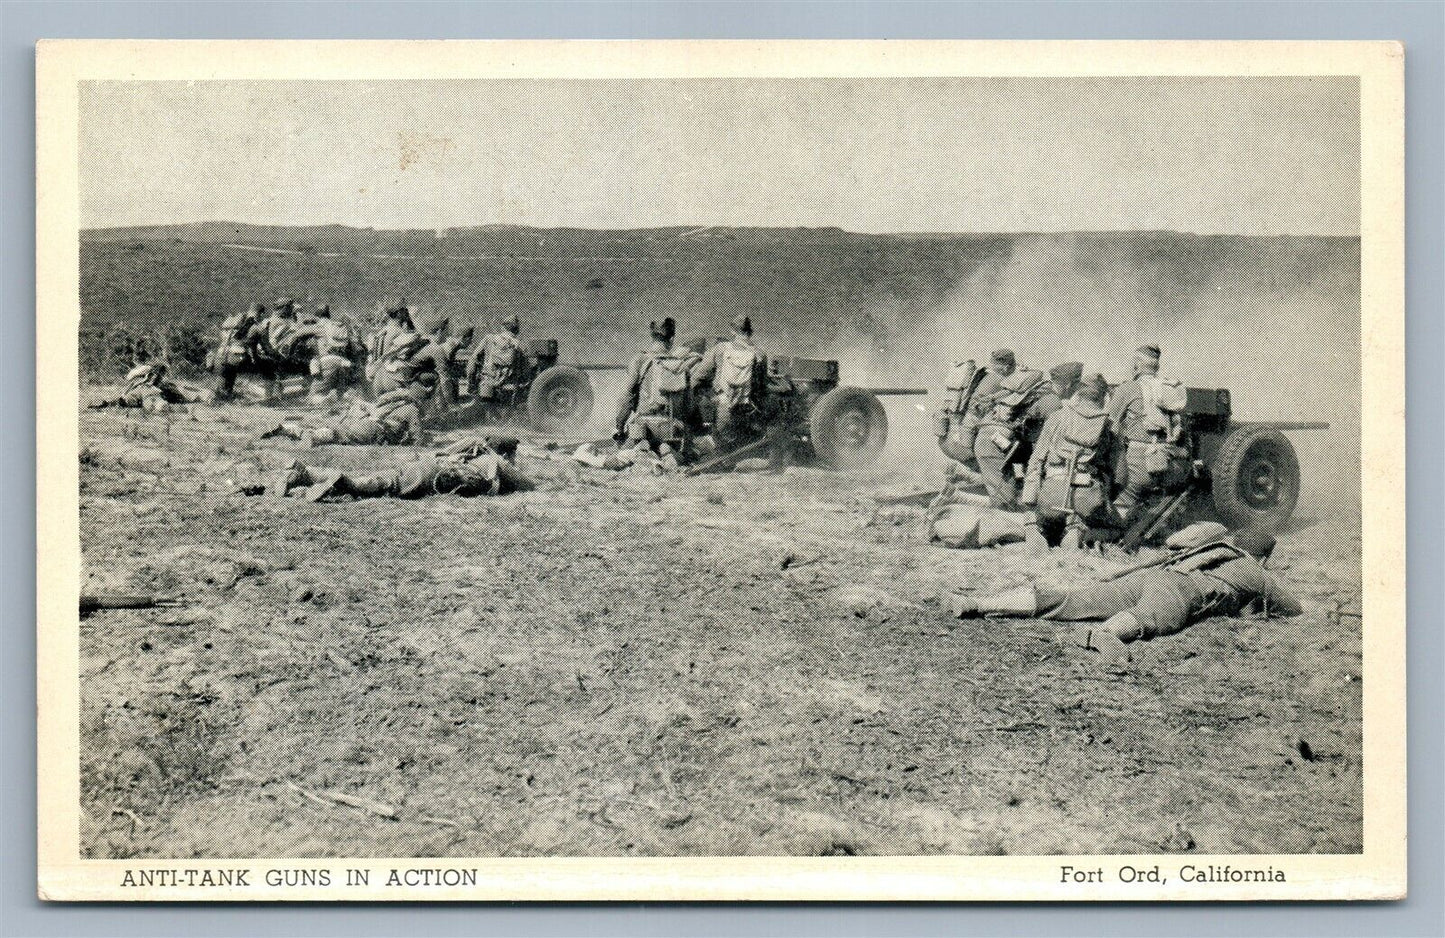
[78,224,1359,425]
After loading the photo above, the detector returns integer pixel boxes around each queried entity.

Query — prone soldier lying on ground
[250,436,533,501]
[948,524,1302,663]
[88,360,209,411]
[260,386,430,446]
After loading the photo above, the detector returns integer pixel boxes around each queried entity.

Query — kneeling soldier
[1019,371,1118,550]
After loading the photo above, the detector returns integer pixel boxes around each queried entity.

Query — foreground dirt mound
[79,402,1362,858]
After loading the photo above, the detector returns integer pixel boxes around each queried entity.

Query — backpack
[1137,374,1188,445]
[639,354,690,414]
[1046,400,1109,479]
[717,342,758,404]
[942,360,984,415]
[320,319,350,356]
[982,369,1046,452]
[989,369,1046,425]
[487,333,520,371]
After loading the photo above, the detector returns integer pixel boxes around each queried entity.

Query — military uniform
[287,306,355,398]
[690,316,767,449]
[1109,344,1191,519]
[939,349,1016,468]
[466,317,529,411]
[622,329,692,453]
[972,366,1052,508]
[370,328,428,396]
[365,298,415,388]
[951,530,1301,663]
[212,304,264,397]
[90,362,205,411]
[265,437,532,502]
[1020,374,1118,549]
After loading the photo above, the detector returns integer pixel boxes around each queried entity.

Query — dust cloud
[827,234,1361,521]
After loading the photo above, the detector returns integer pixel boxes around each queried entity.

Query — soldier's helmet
[650,317,676,342]
[1049,361,1084,387]
[314,304,331,318]
[274,298,296,315]
[990,348,1016,370]
[500,313,520,334]
[1134,344,1161,375]
[247,302,265,316]
[1077,372,1109,404]
[381,296,408,316]
[730,314,752,335]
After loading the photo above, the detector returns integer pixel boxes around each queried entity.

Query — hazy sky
[79,77,1359,235]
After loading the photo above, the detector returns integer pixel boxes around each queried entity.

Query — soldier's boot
[1023,520,1049,554]
[973,586,1038,618]
[1069,611,1139,665]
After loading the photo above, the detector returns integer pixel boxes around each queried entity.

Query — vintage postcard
[37,40,1404,900]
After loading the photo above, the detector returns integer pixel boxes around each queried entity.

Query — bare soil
[79,399,1363,858]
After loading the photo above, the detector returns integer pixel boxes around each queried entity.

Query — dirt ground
[78,396,1363,859]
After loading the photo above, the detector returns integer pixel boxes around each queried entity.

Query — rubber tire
[527,365,594,432]
[1209,425,1301,532]
[810,386,888,470]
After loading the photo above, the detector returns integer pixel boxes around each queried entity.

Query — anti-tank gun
[933,365,1328,538]
[1153,386,1328,535]
[429,337,626,434]
[687,354,927,474]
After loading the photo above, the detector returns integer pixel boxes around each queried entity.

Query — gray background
[4,1,1440,935]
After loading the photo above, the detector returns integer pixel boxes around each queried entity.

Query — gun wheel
[527,365,594,432]
[810,387,888,470]
[1209,425,1301,532]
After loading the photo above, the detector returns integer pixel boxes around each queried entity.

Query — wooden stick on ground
[286,780,398,819]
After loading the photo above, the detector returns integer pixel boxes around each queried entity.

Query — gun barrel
[862,388,929,397]
[1234,421,1331,431]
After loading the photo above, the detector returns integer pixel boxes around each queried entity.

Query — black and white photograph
[36,39,1405,901]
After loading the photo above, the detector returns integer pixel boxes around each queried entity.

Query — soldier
[937,348,1017,475]
[677,335,713,434]
[971,359,1063,509]
[366,297,414,385]
[211,302,264,399]
[262,385,429,447]
[1045,360,1083,409]
[465,313,529,416]
[617,317,691,463]
[88,358,207,411]
[259,436,532,502]
[265,298,300,357]
[407,317,465,412]
[948,526,1302,663]
[369,316,428,396]
[1109,343,1192,520]
[1019,372,1118,550]
[690,314,767,450]
[286,304,355,400]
